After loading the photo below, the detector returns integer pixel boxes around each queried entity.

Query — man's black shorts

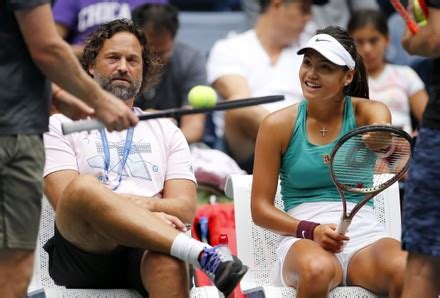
[44,226,148,297]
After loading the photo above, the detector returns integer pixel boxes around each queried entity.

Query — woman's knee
[300,255,338,283]
[284,253,340,287]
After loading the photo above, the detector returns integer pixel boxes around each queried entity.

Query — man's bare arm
[15,4,137,131]
[55,23,84,58]
[44,170,80,209]
[120,179,197,224]
[401,6,440,57]
[213,74,269,139]
[46,169,196,224]
[180,114,206,144]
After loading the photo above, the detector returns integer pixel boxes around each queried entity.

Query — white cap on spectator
[297,33,356,70]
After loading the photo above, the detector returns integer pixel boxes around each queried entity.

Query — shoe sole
[219,265,249,296]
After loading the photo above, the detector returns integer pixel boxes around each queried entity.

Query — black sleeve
[426,0,440,9]
[7,0,50,10]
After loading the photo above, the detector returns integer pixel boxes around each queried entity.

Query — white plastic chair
[225,174,401,298]
[27,196,220,298]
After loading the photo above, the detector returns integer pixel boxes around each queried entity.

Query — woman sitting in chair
[251,26,406,297]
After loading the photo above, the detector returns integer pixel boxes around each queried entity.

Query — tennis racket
[329,125,412,235]
[62,95,284,135]
[390,0,420,34]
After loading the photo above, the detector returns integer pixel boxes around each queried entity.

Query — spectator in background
[132,3,207,144]
[347,10,428,134]
[308,0,379,32]
[207,0,327,173]
[0,2,137,297]
[171,0,241,11]
[52,0,168,57]
[241,0,377,29]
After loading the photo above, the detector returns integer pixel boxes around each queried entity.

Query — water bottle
[217,233,232,256]
[199,216,209,243]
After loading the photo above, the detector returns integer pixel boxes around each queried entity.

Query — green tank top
[280,97,372,211]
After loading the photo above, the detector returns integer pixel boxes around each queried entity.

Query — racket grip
[62,119,105,135]
[336,218,351,235]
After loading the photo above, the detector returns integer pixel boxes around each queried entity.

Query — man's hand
[313,224,350,253]
[121,194,155,211]
[153,212,187,232]
[92,90,138,132]
[52,86,95,120]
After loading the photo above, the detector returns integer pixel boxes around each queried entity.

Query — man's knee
[0,249,35,297]
[62,175,98,201]
[57,175,101,213]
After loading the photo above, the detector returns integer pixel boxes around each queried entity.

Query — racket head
[329,125,412,195]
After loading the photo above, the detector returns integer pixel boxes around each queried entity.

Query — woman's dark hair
[131,4,179,38]
[81,19,162,93]
[347,9,389,37]
[316,26,369,99]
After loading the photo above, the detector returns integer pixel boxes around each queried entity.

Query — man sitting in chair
[42,19,247,298]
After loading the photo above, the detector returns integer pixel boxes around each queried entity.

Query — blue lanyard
[99,127,134,190]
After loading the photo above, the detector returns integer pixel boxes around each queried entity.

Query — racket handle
[336,218,351,235]
[62,119,105,135]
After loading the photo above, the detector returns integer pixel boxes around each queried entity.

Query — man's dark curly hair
[81,19,162,94]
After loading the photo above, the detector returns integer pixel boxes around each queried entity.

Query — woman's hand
[362,123,393,152]
[313,224,350,253]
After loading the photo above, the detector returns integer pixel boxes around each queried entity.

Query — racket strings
[332,132,411,192]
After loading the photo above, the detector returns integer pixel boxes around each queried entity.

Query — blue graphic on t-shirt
[88,140,158,181]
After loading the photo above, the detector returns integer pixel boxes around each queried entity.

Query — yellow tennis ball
[188,85,217,108]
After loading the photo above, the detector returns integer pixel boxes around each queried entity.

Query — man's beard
[94,72,141,101]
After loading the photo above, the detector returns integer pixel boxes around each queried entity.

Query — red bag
[192,203,244,298]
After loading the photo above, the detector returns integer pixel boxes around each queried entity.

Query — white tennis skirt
[271,201,389,286]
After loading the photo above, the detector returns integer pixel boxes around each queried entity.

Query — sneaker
[199,246,249,296]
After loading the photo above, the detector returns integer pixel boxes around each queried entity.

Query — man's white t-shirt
[44,108,196,198]
[368,64,425,133]
[207,29,310,137]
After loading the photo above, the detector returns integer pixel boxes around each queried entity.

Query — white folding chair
[27,196,220,298]
[225,174,401,298]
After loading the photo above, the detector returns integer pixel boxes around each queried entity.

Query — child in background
[347,10,428,134]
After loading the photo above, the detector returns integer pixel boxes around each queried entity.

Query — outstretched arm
[55,23,85,59]
[15,4,137,131]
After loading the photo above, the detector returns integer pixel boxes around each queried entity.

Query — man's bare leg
[55,175,184,254]
[52,175,247,296]
[402,253,440,298]
[0,249,34,298]
[141,251,189,298]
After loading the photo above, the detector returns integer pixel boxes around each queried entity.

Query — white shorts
[271,202,388,286]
